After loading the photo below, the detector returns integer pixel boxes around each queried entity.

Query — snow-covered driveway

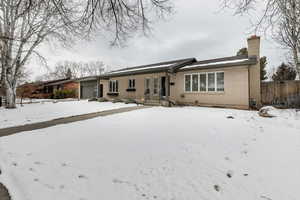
[0,107,299,200]
[0,100,137,128]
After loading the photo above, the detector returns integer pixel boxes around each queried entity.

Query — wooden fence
[261,80,300,108]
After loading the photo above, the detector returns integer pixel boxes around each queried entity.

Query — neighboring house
[17,78,79,99]
[78,36,261,109]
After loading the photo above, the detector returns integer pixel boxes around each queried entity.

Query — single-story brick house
[78,36,261,109]
[17,78,79,99]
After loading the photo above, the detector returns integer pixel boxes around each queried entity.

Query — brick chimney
[247,35,261,108]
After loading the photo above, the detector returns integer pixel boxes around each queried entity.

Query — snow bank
[0,106,299,200]
[0,100,137,128]
[258,106,280,117]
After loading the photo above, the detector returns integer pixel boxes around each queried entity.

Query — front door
[99,84,103,98]
[161,76,166,97]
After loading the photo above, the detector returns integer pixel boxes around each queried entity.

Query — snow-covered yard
[0,106,299,200]
[0,100,138,128]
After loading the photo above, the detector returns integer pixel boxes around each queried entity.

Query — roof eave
[169,58,197,73]
[104,67,170,78]
[179,60,257,72]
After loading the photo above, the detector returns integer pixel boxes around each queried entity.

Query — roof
[41,78,70,85]
[180,55,257,72]
[77,55,257,80]
[44,78,77,86]
[76,76,102,82]
[103,58,196,77]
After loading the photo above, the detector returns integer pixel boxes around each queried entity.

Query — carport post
[78,81,81,100]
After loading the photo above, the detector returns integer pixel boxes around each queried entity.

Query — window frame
[128,79,136,89]
[216,72,225,92]
[199,72,207,92]
[191,73,199,92]
[184,74,192,92]
[207,72,216,92]
[184,71,224,93]
[109,80,119,93]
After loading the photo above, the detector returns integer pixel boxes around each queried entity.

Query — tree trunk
[292,48,300,80]
[5,84,16,109]
[297,47,300,80]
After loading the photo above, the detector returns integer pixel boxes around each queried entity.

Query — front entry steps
[144,99,176,107]
[144,100,162,106]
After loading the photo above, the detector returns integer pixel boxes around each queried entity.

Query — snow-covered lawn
[0,107,299,200]
[0,100,138,128]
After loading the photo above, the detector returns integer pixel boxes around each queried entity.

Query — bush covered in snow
[258,106,281,118]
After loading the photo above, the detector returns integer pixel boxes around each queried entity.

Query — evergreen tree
[272,63,297,81]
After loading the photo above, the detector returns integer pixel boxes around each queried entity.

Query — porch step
[144,100,161,106]
[144,100,171,107]
[144,102,161,106]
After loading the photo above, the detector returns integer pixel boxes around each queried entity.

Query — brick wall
[62,82,79,98]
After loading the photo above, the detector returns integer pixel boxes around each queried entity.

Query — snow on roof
[181,58,250,70]
[107,63,174,75]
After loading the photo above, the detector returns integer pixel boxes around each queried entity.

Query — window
[192,74,199,92]
[128,79,135,89]
[145,78,150,90]
[200,73,207,92]
[208,73,215,91]
[153,78,159,95]
[184,75,191,92]
[109,80,118,93]
[184,72,224,93]
[216,72,224,91]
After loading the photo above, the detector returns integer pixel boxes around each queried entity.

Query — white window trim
[109,80,118,93]
[184,71,224,93]
[199,72,207,92]
[216,71,225,92]
[184,74,191,92]
[128,79,135,89]
[207,72,216,92]
[191,73,199,92]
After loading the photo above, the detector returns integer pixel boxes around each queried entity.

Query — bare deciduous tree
[0,1,81,108]
[222,0,300,79]
[0,0,172,108]
[38,60,106,80]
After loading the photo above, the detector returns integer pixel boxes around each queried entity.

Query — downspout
[248,65,251,109]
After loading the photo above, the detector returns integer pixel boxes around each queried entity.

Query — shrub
[53,89,76,99]
[97,98,108,102]
[123,99,137,104]
[112,99,123,103]
[88,97,98,102]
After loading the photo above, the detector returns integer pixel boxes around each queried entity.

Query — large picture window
[184,72,224,93]
[192,74,199,92]
[216,72,224,91]
[200,73,207,92]
[208,73,215,91]
[109,80,118,93]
